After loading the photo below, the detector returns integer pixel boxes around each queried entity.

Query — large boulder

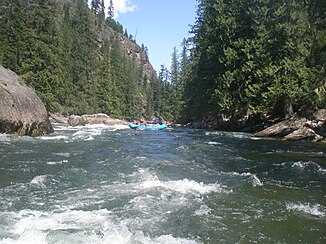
[254,113,325,142]
[0,66,53,136]
[283,127,323,142]
[254,117,308,137]
[68,113,127,126]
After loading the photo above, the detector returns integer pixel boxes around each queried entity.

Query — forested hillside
[1,0,325,125]
[0,0,162,119]
[167,0,326,124]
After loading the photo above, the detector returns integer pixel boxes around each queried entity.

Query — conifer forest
[0,0,325,123]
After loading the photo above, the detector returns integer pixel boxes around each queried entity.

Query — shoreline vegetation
[49,111,326,143]
[1,1,325,140]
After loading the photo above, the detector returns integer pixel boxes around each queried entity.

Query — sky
[104,0,198,72]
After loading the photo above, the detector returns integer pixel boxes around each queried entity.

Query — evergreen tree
[0,0,27,72]
[183,0,322,121]
[0,0,164,118]
[170,47,182,119]
[91,0,101,14]
[179,38,191,121]
[108,0,114,19]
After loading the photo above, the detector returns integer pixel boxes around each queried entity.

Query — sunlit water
[0,124,325,243]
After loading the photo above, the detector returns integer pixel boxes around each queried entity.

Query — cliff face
[101,27,157,83]
[0,66,53,136]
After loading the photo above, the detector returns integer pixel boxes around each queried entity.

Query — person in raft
[151,117,157,124]
[139,116,148,125]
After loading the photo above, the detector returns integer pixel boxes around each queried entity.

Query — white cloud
[105,0,137,18]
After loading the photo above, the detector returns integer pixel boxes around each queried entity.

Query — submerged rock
[0,66,53,136]
[68,113,127,126]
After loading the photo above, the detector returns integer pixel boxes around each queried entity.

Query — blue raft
[128,122,167,131]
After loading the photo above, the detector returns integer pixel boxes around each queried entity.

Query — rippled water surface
[0,124,325,243]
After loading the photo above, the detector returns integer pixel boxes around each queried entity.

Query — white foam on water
[127,169,231,196]
[207,141,221,145]
[0,229,47,244]
[39,135,68,141]
[286,203,325,217]
[138,178,230,195]
[81,123,129,131]
[176,145,189,151]
[30,175,48,186]
[106,124,130,131]
[194,204,211,216]
[229,132,250,139]
[251,174,263,187]
[1,209,200,244]
[11,209,111,235]
[47,160,68,165]
[228,172,263,187]
[250,136,261,140]
[52,152,70,157]
[68,123,128,141]
[282,161,326,175]
[0,133,12,143]
[0,133,8,139]
[292,161,307,168]
[205,131,224,136]
[72,129,98,140]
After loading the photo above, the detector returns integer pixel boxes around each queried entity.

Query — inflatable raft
[128,123,167,131]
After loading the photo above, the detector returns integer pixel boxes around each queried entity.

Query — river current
[0,124,325,243]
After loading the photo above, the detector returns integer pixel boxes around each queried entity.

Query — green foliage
[0,0,156,118]
[181,0,325,122]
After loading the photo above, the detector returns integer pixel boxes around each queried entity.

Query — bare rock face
[68,113,127,126]
[0,66,53,136]
[101,27,157,83]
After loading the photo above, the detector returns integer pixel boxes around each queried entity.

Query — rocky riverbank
[0,66,53,136]
[254,113,325,142]
[53,110,325,142]
[50,113,127,127]
[184,110,326,142]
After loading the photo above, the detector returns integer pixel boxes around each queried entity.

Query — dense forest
[0,0,325,125]
[168,0,326,124]
[0,0,163,119]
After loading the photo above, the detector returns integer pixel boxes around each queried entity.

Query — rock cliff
[101,27,157,83]
[0,66,53,136]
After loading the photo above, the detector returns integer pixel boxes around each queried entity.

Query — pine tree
[0,0,162,118]
[108,0,114,19]
[0,0,27,72]
[91,0,101,14]
[183,0,320,121]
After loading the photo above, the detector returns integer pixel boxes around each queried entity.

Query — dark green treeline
[167,0,325,123]
[1,0,325,123]
[0,0,161,119]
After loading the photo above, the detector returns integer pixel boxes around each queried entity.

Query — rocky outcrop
[49,112,69,124]
[101,27,157,83]
[254,110,326,142]
[0,66,53,136]
[68,113,127,126]
[254,117,308,137]
[283,126,323,142]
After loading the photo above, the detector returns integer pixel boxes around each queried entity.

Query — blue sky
[106,0,198,72]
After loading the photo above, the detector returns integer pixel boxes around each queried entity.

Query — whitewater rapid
[0,124,325,243]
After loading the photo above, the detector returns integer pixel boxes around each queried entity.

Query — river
[0,124,325,243]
